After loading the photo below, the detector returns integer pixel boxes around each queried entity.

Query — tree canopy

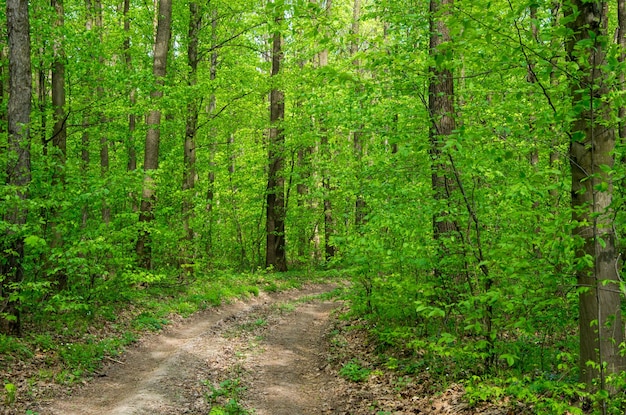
[3,0,626,411]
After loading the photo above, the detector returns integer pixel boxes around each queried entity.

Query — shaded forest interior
[3,0,626,413]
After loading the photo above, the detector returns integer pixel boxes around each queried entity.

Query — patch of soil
[32,284,341,415]
[7,284,518,415]
[241,300,345,414]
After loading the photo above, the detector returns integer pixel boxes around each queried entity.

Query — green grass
[204,378,252,415]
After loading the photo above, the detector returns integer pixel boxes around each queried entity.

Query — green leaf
[500,353,517,367]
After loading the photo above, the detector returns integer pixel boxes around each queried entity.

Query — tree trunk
[136,0,172,269]
[619,0,626,146]
[50,0,67,290]
[265,0,288,272]
[565,0,625,392]
[122,0,138,216]
[180,0,202,275]
[51,0,66,167]
[183,1,201,244]
[0,45,6,136]
[205,10,218,257]
[429,0,457,255]
[94,0,110,224]
[350,0,367,229]
[81,0,93,228]
[309,0,335,261]
[2,0,32,335]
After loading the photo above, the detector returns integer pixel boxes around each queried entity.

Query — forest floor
[6,283,511,415]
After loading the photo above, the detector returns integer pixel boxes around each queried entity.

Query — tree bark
[94,0,110,224]
[136,0,172,269]
[351,0,367,229]
[51,0,66,167]
[429,0,457,253]
[619,0,626,146]
[123,0,137,174]
[183,1,201,244]
[81,0,93,228]
[565,0,625,391]
[265,0,288,272]
[50,0,67,290]
[0,45,6,136]
[2,0,32,335]
[205,9,218,256]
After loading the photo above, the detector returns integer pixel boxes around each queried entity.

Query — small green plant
[339,360,371,382]
[204,378,251,415]
[133,313,168,331]
[275,302,295,313]
[4,382,16,405]
[0,334,33,358]
[239,318,267,331]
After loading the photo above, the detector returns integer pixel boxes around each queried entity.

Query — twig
[105,356,125,365]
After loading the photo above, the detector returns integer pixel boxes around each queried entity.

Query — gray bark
[265,0,287,272]
[565,0,625,391]
[2,0,32,335]
[136,0,172,269]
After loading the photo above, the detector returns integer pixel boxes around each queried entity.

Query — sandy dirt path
[37,284,344,415]
[242,300,340,414]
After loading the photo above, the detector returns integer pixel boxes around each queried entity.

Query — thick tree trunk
[565,0,625,391]
[429,0,457,252]
[2,0,32,335]
[265,1,288,272]
[136,0,172,269]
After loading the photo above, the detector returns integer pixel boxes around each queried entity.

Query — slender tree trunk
[183,1,201,244]
[136,0,172,269]
[527,5,539,168]
[51,0,67,290]
[296,146,310,260]
[38,48,47,155]
[122,0,138,216]
[51,0,66,167]
[265,0,288,272]
[351,0,367,229]
[548,1,561,202]
[565,0,625,392]
[227,134,247,268]
[205,11,218,256]
[619,0,626,146]
[180,0,202,275]
[81,0,93,228]
[94,0,109,224]
[0,46,6,135]
[2,0,32,335]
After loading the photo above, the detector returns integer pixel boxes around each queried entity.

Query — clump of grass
[339,360,371,382]
[204,378,251,415]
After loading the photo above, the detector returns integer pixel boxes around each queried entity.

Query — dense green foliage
[2,0,626,412]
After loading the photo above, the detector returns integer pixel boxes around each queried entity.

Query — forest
[3,0,626,413]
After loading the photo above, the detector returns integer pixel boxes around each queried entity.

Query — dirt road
[37,284,345,415]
